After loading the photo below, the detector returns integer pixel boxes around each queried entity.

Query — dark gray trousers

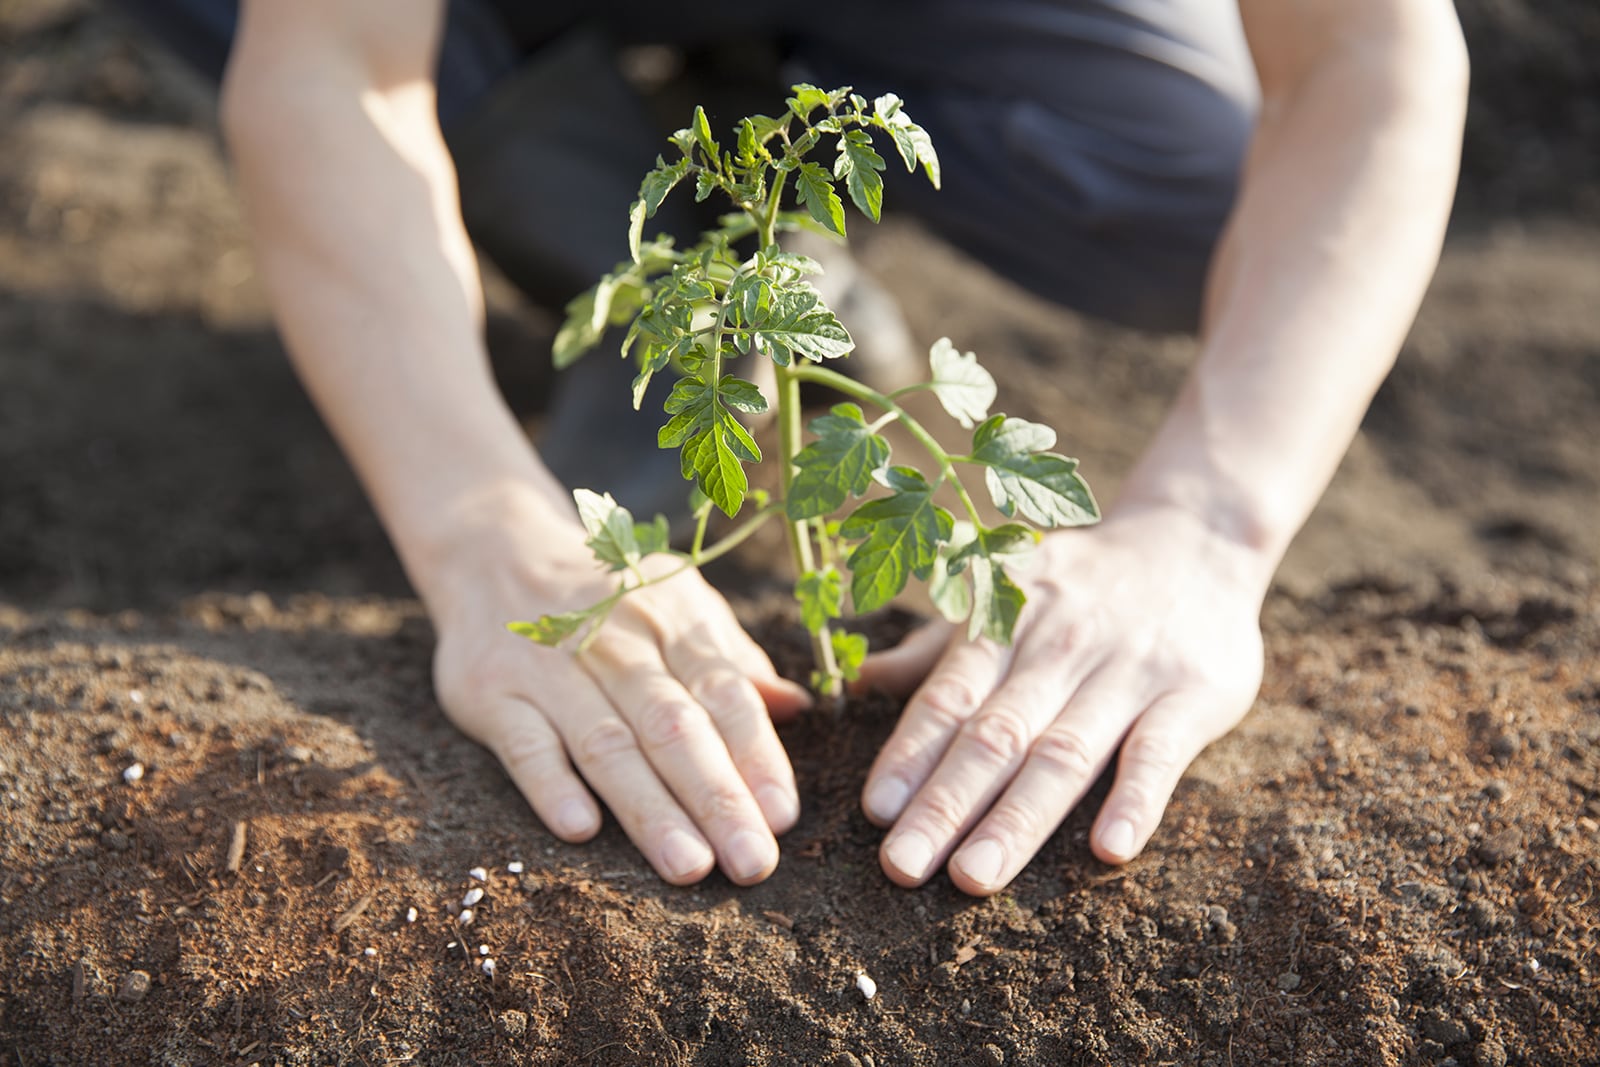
[111,0,1257,332]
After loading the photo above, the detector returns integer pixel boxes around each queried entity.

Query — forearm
[221,3,581,610]
[1115,2,1469,589]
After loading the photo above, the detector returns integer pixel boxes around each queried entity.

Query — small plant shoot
[509,86,1099,699]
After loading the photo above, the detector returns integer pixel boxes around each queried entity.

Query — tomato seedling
[510,85,1099,698]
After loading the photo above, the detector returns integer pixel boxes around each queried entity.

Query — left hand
[856,502,1268,895]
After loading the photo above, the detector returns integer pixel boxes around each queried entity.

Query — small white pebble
[128,689,144,705]
[446,941,457,950]
[481,958,497,978]
[122,763,145,784]
[478,944,490,956]
[254,865,264,873]
[462,887,484,907]
[406,907,418,923]
[363,947,377,958]
[1530,959,1541,972]
[458,909,475,926]
[854,972,877,1001]
[468,866,488,882]
[507,861,524,874]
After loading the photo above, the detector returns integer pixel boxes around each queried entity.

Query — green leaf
[926,337,997,429]
[839,467,955,613]
[795,567,844,634]
[788,83,834,121]
[692,105,719,160]
[834,129,886,222]
[966,556,1027,644]
[574,489,670,572]
[874,95,941,190]
[748,284,854,366]
[507,613,591,646]
[927,523,976,624]
[970,416,1100,528]
[658,375,763,517]
[831,629,868,682]
[628,157,692,261]
[795,162,846,236]
[786,403,891,520]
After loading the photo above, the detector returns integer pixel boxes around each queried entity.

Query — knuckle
[913,674,984,732]
[1029,728,1097,781]
[688,669,756,717]
[634,696,704,749]
[913,786,968,839]
[1120,729,1184,778]
[1039,619,1097,660]
[960,705,1034,766]
[983,796,1050,844]
[494,729,562,777]
[692,784,751,828]
[574,718,638,766]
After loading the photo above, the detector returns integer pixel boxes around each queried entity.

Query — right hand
[423,490,812,886]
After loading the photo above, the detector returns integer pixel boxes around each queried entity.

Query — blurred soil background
[0,1,1596,1064]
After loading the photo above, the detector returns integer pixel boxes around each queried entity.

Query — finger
[877,658,1069,887]
[1091,693,1217,865]
[712,613,813,724]
[860,634,1010,828]
[542,688,719,887]
[944,672,1138,895]
[486,696,602,842]
[582,626,780,885]
[855,620,956,697]
[660,635,801,834]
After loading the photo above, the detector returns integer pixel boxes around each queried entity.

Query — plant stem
[761,189,842,702]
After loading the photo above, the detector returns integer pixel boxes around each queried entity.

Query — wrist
[1098,491,1281,602]
[395,474,592,620]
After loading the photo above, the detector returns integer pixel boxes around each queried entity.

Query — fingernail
[554,798,593,838]
[955,838,1006,889]
[757,784,799,830]
[725,829,777,883]
[865,777,910,823]
[660,829,712,881]
[1100,818,1136,861]
[884,830,935,881]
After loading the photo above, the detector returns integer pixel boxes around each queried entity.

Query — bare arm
[222,0,810,886]
[1120,0,1471,580]
[861,0,1468,893]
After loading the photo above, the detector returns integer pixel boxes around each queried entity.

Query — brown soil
[2,3,1597,1065]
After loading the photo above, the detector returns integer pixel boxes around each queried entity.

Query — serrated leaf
[971,416,1100,528]
[834,130,886,222]
[795,568,844,633]
[795,162,846,236]
[786,403,891,520]
[831,629,868,682]
[926,337,997,428]
[788,83,833,121]
[749,284,854,366]
[682,423,750,517]
[966,556,1026,644]
[629,157,692,261]
[839,467,955,613]
[574,489,647,572]
[874,97,941,190]
[658,375,762,517]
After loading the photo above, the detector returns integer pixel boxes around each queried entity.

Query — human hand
[856,503,1268,895]
[424,491,811,886]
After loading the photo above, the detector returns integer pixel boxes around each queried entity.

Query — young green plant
[509,86,1100,699]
